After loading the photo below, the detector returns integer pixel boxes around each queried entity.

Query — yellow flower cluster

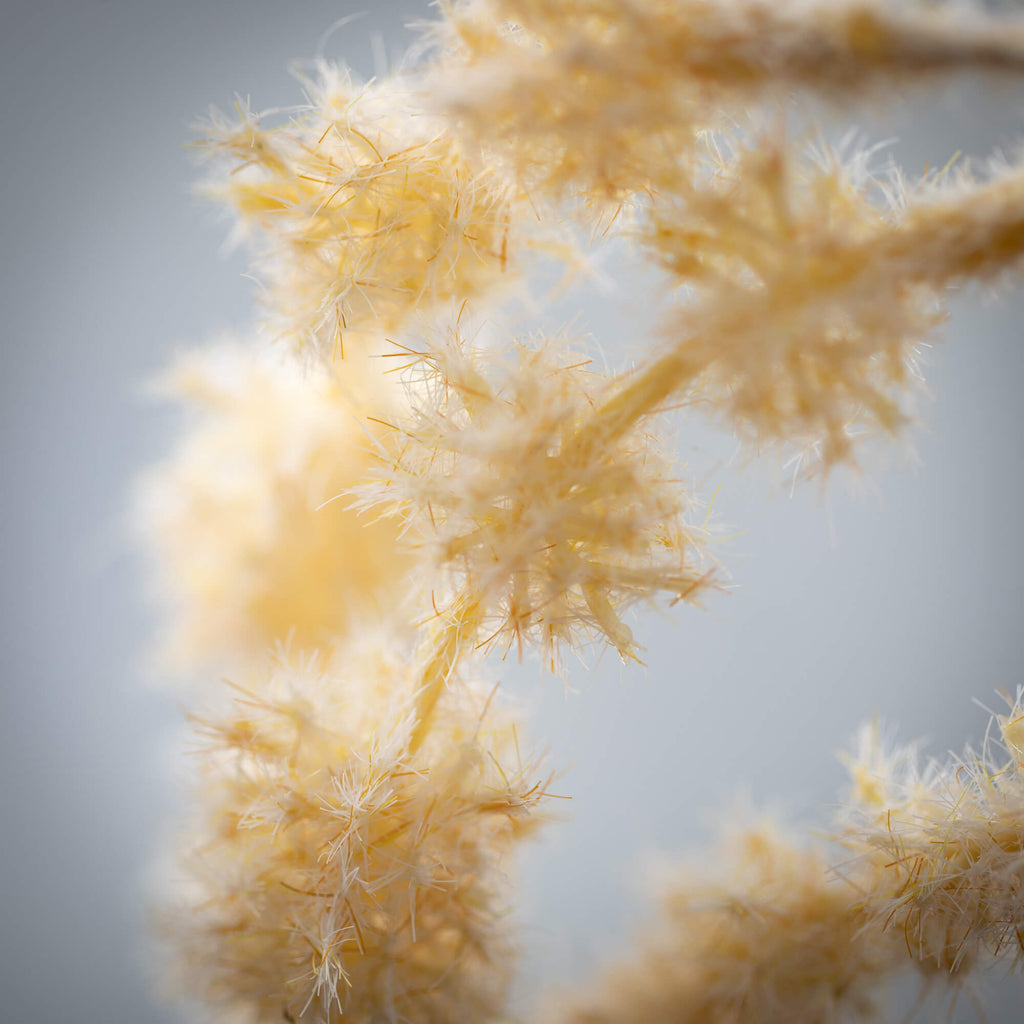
[140,1,1024,1020]
[646,138,938,467]
[534,138,1024,471]
[437,0,1024,197]
[543,695,1024,1023]
[434,0,1024,470]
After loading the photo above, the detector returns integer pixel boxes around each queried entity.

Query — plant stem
[581,348,699,448]
[408,597,481,755]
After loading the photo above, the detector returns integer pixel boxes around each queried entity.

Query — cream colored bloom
[544,825,896,1024]
[633,138,1024,469]
[646,136,939,468]
[163,641,550,1023]
[841,691,1024,974]
[143,4,1024,1021]
[366,331,715,666]
[136,342,410,671]
[199,65,518,358]
[436,0,1024,197]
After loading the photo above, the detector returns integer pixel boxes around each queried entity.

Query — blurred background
[3,1,1023,1020]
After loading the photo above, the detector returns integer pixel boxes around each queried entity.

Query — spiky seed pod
[162,642,551,1024]
[544,826,897,1024]
[436,0,1024,197]
[199,64,518,358]
[367,333,715,666]
[840,692,1024,975]
[135,342,411,672]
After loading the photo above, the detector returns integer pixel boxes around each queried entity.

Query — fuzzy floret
[436,0,1024,197]
[367,332,715,665]
[841,690,1024,974]
[162,642,550,1023]
[199,65,517,358]
[544,825,896,1024]
[135,342,410,671]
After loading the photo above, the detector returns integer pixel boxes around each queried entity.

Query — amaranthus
[139,1,1024,1021]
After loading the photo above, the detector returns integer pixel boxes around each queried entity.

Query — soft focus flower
[199,64,519,358]
[543,825,897,1024]
[634,137,1024,469]
[135,341,411,672]
[162,640,551,1024]
[645,135,939,468]
[139,3,1024,1021]
[366,330,716,666]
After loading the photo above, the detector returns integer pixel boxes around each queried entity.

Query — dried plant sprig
[163,642,552,1024]
[198,64,518,358]
[436,0,1024,197]
[840,690,1024,975]
[603,136,1024,470]
[641,134,940,468]
[543,825,897,1024]
[542,693,1024,1023]
[134,342,411,671]
[364,329,716,667]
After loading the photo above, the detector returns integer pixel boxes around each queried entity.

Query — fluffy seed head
[367,332,715,665]
[162,642,550,1023]
[436,0,1024,198]
[199,65,518,358]
[544,825,896,1024]
[647,136,942,469]
[435,0,703,198]
[840,691,1024,974]
[135,342,411,672]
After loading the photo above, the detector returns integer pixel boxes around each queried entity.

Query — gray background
[2,2,1023,1021]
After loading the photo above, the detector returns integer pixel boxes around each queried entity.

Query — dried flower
[135,342,411,671]
[142,4,1024,1022]
[366,331,715,665]
[643,136,940,467]
[840,690,1024,974]
[622,137,1024,469]
[436,0,1024,197]
[163,641,551,1023]
[199,64,518,358]
[544,825,896,1024]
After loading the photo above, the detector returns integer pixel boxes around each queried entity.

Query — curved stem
[580,347,699,449]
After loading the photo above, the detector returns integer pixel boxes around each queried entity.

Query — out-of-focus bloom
[639,138,1024,469]
[162,641,551,1024]
[543,825,897,1024]
[840,690,1024,974]
[436,0,1024,197]
[365,331,715,666]
[199,64,519,358]
[135,342,411,672]
[645,137,939,468]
